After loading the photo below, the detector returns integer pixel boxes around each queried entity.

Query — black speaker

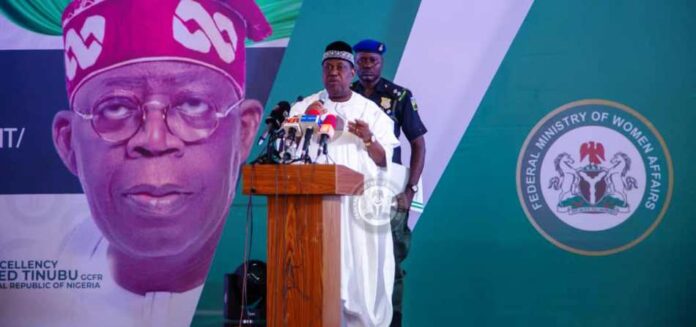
[224,260,267,326]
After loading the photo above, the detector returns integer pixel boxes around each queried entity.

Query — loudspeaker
[224,260,267,326]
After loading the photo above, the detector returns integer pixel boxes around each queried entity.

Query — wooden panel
[321,196,341,326]
[266,195,341,327]
[242,164,364,196]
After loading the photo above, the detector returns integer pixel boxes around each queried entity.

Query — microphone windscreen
[322,114,337,128]
[277,101,291,112]
[305,108,322,116]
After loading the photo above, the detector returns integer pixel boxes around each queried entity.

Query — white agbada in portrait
[290,90,400,327]
[0,195,201,327]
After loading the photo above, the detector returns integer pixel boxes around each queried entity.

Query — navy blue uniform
[351,78,427,164]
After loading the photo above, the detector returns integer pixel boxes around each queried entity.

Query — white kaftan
[289,90,400,327]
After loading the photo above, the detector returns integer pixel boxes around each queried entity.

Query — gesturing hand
[347,119,372,143]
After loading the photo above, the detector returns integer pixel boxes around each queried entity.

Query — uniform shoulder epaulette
[388,80,409,98]
[396,87,411,101]
[384,81,402,97]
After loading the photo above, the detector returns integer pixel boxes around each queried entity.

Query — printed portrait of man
[52,0,269,294]
[0,1,273,325]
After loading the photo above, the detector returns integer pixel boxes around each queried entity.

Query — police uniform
[351,39,428,327]
[351,78,427,164]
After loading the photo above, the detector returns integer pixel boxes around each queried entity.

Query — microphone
[279,115,302,162]
[282,102,323,145]
[299,107,322,161]
[257,101,290,145]
[317,114,337,157]
[282,115,302,141]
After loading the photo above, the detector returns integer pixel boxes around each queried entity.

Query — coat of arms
[548,141,638,215]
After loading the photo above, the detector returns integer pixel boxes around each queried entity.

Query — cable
[239,167,255,326]
[326,152,337,165]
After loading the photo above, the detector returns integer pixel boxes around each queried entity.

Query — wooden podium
[241,164,364,326]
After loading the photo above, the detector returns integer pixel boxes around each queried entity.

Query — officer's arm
[408,136,426,186]
[400,90,428,189]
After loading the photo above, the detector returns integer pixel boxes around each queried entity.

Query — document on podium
[374,163,424,215]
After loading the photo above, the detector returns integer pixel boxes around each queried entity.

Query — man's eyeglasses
[73,95,241,143]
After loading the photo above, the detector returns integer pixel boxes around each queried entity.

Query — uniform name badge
[380,97,392,109]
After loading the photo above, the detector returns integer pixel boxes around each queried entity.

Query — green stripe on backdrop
[0,0,68,35]
[406,1,695,326]
[0,0,301,42]
[191,0,421,325]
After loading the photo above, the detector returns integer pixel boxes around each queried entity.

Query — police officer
[351,39,427,327]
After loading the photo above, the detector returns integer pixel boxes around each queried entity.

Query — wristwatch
[364,134,376,147]
[406,183,419,193]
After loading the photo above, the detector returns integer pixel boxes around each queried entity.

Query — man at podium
[289,41,400,326]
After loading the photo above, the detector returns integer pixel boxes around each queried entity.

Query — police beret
[353,39,386,54]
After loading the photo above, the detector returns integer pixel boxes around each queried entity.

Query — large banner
[2,0,694,326]
[0,0,295,326]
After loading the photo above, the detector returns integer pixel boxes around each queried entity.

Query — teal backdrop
[192,0,422,325]
[195,0,696,326]
[407,0,694,326]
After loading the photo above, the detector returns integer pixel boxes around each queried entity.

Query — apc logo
[173,0,238,64]
[517,99,673,255]
[64,15,105,80]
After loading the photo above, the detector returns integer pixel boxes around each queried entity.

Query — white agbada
[0,195,202,327]
[290,90,400,327]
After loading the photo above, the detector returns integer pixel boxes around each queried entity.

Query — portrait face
[355,52,383,85]
[52,61,261,259]
[322,58,355,98]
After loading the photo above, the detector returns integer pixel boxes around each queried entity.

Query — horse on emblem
[605,152,638,211]
[548,153,580,209]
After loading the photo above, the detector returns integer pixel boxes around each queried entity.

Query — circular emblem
[351,177,401,227]
[517,99,673,255]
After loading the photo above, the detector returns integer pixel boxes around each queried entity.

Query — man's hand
[347,119,372,143]
[348,119,387,167]
[396,188,415,213]
[307,100,327,114]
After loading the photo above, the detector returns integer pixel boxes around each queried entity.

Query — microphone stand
[250,129,285,164]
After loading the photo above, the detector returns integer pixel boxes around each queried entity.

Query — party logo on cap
[517,99,673,255]
[64,15,106,80]
[173,0,239,64]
